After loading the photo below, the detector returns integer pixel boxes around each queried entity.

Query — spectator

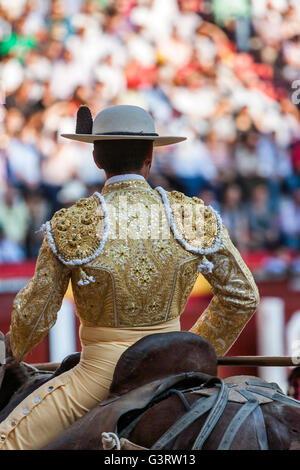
[56,179,88,208]
[6,124,41,189]
[0,0,299,271]
[279,187,300,249]
[24,188,50,258]
[198,187,221,213]
[221,183,249,250]
[0,223,25,263]
[247,183,280,250]
[288,367,300,400]
[0,185,30,247]
[234,132,260,179]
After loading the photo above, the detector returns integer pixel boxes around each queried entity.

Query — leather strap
[246,381,283,392]
[246,386,300,407]
[252,405,269,450]
[168,389,192,411]
[217,389,259,450]
[119,412,147,440]
[192,380,229,450]
[150,393,218,450]
[119,378,300,451]
[119,388,192,440]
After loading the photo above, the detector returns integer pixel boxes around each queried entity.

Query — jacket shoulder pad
[157,188,222,255]
[46,194,107,265]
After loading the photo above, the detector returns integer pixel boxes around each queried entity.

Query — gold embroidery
[50,195,105,262]
[10,237,71,361]
[164,190,221,251]
[10,179,259,360]
[71,183,200,327]
[153,240,173,258]
[189,227,260,355]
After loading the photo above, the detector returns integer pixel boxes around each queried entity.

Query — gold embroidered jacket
[10,177,259,361]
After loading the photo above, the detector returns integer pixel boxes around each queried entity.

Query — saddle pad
[192,375,274,404]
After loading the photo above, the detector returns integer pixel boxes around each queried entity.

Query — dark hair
[93,139,153,173]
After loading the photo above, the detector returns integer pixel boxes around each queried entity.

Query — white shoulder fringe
[43,192,109,285]
[155,186,223,274]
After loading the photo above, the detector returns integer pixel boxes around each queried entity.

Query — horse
[1,331,300,450]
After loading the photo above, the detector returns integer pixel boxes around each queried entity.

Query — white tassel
[102,432,121,450]
[77,268,95,286]
[77,275,95,286]
[36,223,47,235]
[198,257,214,274]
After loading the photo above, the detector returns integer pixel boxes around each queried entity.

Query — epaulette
[155,187,223,274]
[44,192,109,284]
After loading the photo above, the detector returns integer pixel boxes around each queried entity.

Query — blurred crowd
[0,0,300,277]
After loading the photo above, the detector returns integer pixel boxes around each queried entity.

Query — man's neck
[104,173,146,186]
[105,170,148,180]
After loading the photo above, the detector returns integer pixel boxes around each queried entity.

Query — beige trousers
[0,318,180,450]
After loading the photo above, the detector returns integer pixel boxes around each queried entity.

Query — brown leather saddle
[110,330,218,395]
[44,331,218,449]
[44,331,300,450]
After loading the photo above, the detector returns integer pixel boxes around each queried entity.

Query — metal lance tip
[75,105,93,134]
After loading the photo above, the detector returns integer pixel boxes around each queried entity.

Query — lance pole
[31,356,298,372]
[217,356,296,367]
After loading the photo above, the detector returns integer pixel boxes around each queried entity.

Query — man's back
[50,176,216,328]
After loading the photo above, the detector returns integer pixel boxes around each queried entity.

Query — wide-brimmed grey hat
[61,105,186,147]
